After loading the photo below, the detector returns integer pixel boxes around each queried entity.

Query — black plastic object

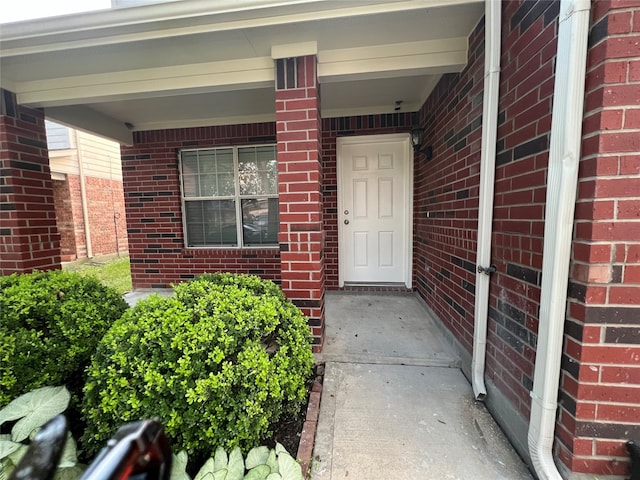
[477,264,497,275]
[628,441,640,480]
[9,415,68,480]
[79,419,171,480]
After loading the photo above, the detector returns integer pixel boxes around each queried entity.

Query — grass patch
[63,256,132,295]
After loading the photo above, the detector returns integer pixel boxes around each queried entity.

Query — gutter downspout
[76,129,93,259]
[527,1,590,479]
[471,0,501,401]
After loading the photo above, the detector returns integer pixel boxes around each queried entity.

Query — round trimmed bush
[0,270,129,407]
[82,274,314,463]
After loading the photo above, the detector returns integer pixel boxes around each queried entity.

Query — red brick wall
[413,1,639,477]
[123,115,413,291]
[86,176,128,256]
[67,174,87,258]
[488,0,559,421]
[52,178,77,261]
[557,1,640,477]
[275,56,326,348]
[413,16,484,356]
[414,0,558,437]
[321,114,413,289]
[0,91,60,274]
[53,175,128,261]
[121,123,281,288]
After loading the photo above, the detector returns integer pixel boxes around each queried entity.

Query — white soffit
[45,105,134,145]
[321,73,442,118]
[78,87,277,133]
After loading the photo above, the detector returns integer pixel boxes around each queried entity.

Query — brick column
[0,89,60,274]
[557,3,640,478]
[274,56,325,351]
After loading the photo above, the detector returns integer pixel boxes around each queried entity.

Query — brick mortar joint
[582,128,640,139]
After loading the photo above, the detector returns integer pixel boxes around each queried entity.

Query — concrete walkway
[312,292,533,479]
[123,288,173,307]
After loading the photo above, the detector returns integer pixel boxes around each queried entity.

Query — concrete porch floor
[312,292,533,479]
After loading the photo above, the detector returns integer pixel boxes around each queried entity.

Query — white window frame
[179,144,279,249]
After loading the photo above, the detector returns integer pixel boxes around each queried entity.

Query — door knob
[344,219,349,225]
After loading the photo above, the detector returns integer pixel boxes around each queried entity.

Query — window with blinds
[180,145,279,247]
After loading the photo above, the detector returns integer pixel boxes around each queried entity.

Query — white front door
[338,134,412,287]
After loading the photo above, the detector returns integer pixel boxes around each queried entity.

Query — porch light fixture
[410,127,433,160]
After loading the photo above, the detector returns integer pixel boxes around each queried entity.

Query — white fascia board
[318,38,468,82]
[45,105,133,145]
[133,113,276,132]
[271,41,317,59]
[15,57,274,107]
[0,0,482,57]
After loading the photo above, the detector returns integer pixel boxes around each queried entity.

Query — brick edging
[297,379,322,478]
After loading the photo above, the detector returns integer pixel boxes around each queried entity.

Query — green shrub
[0,270,129,408]
[82,274,314,466]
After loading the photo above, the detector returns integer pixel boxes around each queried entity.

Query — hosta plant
[0,386,84,480]
[170,444,303,480]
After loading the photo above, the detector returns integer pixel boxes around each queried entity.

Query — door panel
[340,138,409,284]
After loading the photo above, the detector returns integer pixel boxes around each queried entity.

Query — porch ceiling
[0,0,483,144]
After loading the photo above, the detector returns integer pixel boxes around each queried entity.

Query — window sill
[182,246,280,257]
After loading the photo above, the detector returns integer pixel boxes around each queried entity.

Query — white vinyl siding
[45,121,71,150]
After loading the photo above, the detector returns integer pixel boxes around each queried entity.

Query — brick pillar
[557,3,640,478]
[275,56,325,351]
[0,89,60,274]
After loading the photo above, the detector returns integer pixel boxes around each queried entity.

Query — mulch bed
[270,363,324,477]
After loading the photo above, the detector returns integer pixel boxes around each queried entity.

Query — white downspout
[471,0,501,400]
[76,129,93,259]
[528,1,590,479]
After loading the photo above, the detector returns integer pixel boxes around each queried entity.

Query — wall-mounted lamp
[410,127,433,160]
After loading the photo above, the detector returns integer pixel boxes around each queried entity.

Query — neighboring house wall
[52,177,77,260]
[121,123,281,288]
[47,122,128,260]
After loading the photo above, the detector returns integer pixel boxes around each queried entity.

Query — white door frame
[337,133,413,288]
